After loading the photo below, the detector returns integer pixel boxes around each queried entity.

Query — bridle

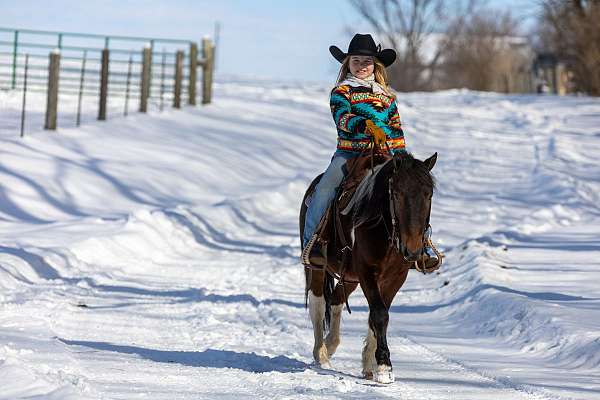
[384,153,438,274]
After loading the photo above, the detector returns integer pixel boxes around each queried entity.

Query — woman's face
[349,55,374,79]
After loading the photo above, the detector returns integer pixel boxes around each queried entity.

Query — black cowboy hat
[329,33,396,67]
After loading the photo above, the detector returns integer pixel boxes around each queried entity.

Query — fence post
[202,37,214,105]
[149,40,155,99]
[124,54,133,116]
[98,48,109,120]
[159,50,166,111]
[140,44,152,112]
[76,50,87,126]
[188,42,197,105]
[44,50,60,130]
[20,54,29,137]
[12,30,19,89]
[173,50,184,108]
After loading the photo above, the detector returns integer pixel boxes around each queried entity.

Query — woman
[302,33,438,268]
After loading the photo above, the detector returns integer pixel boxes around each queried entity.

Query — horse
[299,151,437,383]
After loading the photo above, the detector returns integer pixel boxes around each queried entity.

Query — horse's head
[389,152,437,262]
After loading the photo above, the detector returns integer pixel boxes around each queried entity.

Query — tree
[439,10,526,92]
[538,0,600,95]
[348,0,448,91]
[347,0,506,92]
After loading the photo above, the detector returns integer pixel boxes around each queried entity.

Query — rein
[383,154,441,274]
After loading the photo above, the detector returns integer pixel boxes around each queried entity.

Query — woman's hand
[365,120,387,147]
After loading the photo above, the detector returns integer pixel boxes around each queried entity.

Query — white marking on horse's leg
[362,326,377,379]
[350,227,355,246]
[309,291,330,368]
[325,304,343,356]
[374,364,395,384]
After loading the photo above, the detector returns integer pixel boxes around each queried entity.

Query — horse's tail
[323,272,335,332]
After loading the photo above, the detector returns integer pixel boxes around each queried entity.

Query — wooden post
[98,48,109,120]
[44,50,60,130]
[124,55,133,116]
[11,30,19,89]
[173,50,183,108]
[188,42,197,105]
[140,45,152,112]
[149,39,155,99]
[159,50,166,112]
[76,50,87,126]
[201,37,214,105]
[20,54,29,137]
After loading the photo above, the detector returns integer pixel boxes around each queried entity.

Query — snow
[0,77,599,399]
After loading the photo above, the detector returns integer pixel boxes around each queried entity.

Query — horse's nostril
[404,248,423,262]
[402,248,410,259]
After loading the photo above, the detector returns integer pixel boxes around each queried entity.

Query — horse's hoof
[373,365,394,384]
[314,344,331,369]
[325,338,340,357]
[362,370,374,380]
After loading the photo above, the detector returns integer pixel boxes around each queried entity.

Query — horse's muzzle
[401,243,422,262]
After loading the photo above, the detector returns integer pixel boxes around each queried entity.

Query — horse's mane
[342,152,435,228]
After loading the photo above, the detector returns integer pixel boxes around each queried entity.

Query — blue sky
[0,0,540,83]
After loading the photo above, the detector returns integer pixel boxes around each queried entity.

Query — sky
[0,0,540,83]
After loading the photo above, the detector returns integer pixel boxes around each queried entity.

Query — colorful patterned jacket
[330,84,406,155]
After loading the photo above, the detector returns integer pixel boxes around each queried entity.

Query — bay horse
[299,151,437,383]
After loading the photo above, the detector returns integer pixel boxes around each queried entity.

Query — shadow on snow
[58,338,307,373]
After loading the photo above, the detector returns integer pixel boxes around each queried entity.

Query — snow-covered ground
[0,78,599,399]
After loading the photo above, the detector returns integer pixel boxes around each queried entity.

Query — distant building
[533,53,576,95]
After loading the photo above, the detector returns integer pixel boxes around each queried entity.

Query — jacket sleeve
[330,85,367,136]
[387,99,403,133]
[378,98,407,154]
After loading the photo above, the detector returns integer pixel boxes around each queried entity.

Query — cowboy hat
[329,33,396,67]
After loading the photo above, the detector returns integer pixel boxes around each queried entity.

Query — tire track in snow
[394,334,565,400]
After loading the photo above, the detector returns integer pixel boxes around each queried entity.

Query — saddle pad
[341,161,388,217]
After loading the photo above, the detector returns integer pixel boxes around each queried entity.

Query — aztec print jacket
[330,83,406,155]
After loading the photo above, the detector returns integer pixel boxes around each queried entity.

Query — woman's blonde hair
[335,56,394,96]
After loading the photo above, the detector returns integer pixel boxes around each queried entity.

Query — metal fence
[0,27,215,136]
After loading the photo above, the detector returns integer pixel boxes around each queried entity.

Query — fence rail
[0,26,215,136]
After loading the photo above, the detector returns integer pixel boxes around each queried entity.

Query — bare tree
[538,0,600,95]
[348,0,536,93]
[439,10,527,92]
[347,0,479,91]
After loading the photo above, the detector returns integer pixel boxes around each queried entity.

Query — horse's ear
[424,152,437,171]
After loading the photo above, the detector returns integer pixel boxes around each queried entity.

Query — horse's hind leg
[325,282,357,357]
[307,269,330,367]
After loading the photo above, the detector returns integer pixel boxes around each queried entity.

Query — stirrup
[414,237,443,274]
[301,234,326,269]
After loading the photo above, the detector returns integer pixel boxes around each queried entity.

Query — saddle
[305,153,391,269]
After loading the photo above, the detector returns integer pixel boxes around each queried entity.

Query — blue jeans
[303,151,356,247]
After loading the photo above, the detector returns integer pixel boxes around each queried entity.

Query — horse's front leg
[359,267,394,383]
[308,270,330,368]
